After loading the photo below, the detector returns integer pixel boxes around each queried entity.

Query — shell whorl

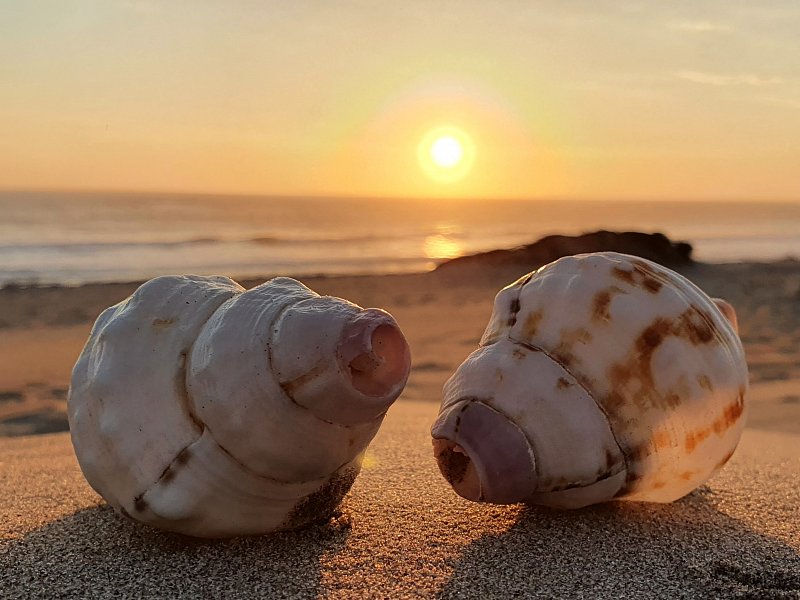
[68,275,410,537]
[432,252,748,508]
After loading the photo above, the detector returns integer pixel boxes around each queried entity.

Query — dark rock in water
[436,230,693,272]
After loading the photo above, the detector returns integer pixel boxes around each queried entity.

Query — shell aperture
[68,275,411,537]
[431,252,748,508]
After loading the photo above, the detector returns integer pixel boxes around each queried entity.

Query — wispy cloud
[668,21,733,33]
[759,95,800,110]
[676,70,783,86]
[118,1,160,15]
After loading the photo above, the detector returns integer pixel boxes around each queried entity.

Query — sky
[1,1,799,200]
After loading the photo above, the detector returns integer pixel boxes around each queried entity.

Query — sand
[1,260,800,597]
[1,402,799,598]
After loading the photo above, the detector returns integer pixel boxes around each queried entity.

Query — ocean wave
[248,233,411,245]
[0,237,224,252]
[0,232,422,253]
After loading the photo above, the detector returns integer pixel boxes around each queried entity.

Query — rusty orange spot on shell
[651,429,672,449]
[592,290,613,322]
[612,266,637,285]
[605,306,723,416]
[685,429,711,453]
[591,286,627,323]
[523,310,543,338]
[711,392,746,435]
[553,350,575,368]
[683,394,744,455]
[631,260,664,293]
[697,374,713,391]
[611,261,664,294]
[556,377,572,390]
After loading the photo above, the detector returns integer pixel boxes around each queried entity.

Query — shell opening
[432,439,482,501]
[348,323,410,397]
[431,401,537,504]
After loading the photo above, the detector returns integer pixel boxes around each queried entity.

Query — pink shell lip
[432,400,537,504]
[338,308,411,401]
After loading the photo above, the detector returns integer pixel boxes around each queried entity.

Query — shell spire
[69,275,410,537]
[432,252,748,508]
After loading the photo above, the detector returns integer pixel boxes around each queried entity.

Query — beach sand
[1,260,799,597]
[2,403,799,598]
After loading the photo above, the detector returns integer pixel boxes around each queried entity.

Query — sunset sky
[1,1,799,200]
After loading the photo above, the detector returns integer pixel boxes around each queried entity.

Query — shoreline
[2,254,799,291]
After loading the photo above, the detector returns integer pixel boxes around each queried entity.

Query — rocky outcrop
[436,231,693,272]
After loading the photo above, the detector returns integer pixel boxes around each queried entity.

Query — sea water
[1,191,799,286]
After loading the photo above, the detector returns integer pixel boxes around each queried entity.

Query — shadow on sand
[436,488,800,599]
[0,504,351,598]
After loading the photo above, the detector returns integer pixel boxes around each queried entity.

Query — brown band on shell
[591,285,627,323]
[550,327,593,370]
[607,306,722,414]
[612,260,665,294]
[523,310,544,338]
[684,390,746,453]
[697,374,714,392]
[605,306,730,495]
[592,290,613,323]
[631,259,665,293]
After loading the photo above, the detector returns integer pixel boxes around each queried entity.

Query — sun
[418,126,475,183]
[430,135,464,168]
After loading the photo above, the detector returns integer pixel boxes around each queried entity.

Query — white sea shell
[431,252,748,508]
[68,275,410,537]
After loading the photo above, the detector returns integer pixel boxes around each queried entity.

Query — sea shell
[68,275,410,537]
[431,252,748,508]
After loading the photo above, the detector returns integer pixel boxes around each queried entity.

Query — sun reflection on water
[424,233,463,260]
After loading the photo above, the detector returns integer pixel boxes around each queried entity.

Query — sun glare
[430,136,463,168]
[418,126,475,183]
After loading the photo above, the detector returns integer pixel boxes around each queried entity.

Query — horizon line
[0,186,798,204]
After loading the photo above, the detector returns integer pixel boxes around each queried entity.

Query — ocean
[1,191,799,286]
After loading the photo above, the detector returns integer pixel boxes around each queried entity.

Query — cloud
[676,70,783,86]
[118,1,160,15]
[759,95,800,110]
[668,21,734,33]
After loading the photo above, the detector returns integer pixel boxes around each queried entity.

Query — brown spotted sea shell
[432,252,748,508]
